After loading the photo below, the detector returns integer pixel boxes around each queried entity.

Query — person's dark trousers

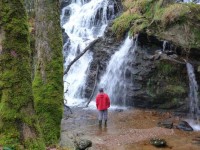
[98,109,108,126]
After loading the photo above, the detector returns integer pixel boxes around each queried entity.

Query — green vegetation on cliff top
[113,0,200,49]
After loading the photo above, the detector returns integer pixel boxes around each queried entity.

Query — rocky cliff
[84,0,200,113]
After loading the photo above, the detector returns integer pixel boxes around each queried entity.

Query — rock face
[176,121,194,131]
[84,24,200,112]
[84,22,123,98]
[83,0,200,112]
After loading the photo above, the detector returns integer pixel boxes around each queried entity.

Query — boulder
[176,121,193,131]
[150,138,167,147]
[75,139,92,150]
[157,120,173,129]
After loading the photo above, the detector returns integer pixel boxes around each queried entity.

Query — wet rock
[157,120,173,129]
[176,121,193,131]
[132,92,153,108]
[62,31,69,44]
[60,0,71,10]
[150,138,167,147]
[132,83,142,91]
[154,54,161,60]
[75,139,92,150]
[114,108,123,112]
[169,54,178,59]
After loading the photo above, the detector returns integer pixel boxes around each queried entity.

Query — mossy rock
[150,138,167,147]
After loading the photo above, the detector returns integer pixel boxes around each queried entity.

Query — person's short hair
[99,88,104,93]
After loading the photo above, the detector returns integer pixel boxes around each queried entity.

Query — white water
[99,36,137,106]
[186,62,200,131]
[62,0,115,106]
[183,0,200,3]
[162,41,167,52]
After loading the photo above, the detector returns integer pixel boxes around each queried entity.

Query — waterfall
[99,36,137,106]
[162,41,167,52]
[61,0,116,106]
[186,63,200,130]
[182,0,200,3]
[186,63,200,120]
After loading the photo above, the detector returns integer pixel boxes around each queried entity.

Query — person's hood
[99,93,104,98]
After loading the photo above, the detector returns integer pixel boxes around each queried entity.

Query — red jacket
[96,93,110,110]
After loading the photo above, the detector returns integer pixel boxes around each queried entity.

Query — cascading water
[162,41,167,52]
[182,0,200,3]
[99,36,137,106]
[186,62,200,130]
[61,0,116,106]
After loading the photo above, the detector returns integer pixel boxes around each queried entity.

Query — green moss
[156,61,177,76]
[33,0,63,145]
[130,18,149,35]
[113,0,200,49]
[147,60,187,108]
[192,27,200,47]
[165,85,185,95]
[0,0,45,149]
[160,4,190,27]
[112,13,142,39]
[24,138,45,150]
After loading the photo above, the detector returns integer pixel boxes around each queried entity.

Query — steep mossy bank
[33,0,63,145]
[112,0,200,50]
[0,0,45,149]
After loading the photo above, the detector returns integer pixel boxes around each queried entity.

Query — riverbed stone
[75,139,92,150]
[176,121,193,131]
[157,120,173,129]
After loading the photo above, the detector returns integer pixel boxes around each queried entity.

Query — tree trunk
[0,0,45,149]
[33,0,63,145]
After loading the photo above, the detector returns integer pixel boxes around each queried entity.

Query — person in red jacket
[96,88,110,127]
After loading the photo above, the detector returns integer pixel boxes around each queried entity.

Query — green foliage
[156,61,177,76]
[161,4,190,27]
[0,127,20,149]
[112,12,142,39]
[192,27,200,47]
[165,85,185,95]
[24,138,45,150]
[113,0,200,49]
[130,18,149,35]
[133,0,155,14]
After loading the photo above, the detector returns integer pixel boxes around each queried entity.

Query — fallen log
[64,38,101,75]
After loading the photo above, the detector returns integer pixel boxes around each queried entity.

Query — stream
[60,108,200,150]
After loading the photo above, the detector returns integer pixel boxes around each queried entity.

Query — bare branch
[64,38,101,75]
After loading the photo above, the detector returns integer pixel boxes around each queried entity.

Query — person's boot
[99,120,102,127]
[105,120,107,127]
